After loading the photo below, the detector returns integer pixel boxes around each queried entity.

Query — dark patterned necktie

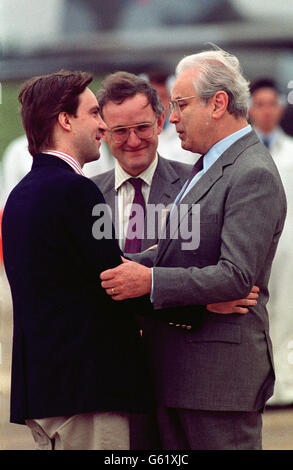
[124,178,146,253]
[176,155,204,205]
[186,155,204,186]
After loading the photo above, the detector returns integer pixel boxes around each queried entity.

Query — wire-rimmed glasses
[169,95,198,115]
[106,120,157,143]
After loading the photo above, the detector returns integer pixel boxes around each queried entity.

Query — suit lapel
[180,131,259,206]
[155,130,259,264]
[141,156,185,251]
[147,155,183,205]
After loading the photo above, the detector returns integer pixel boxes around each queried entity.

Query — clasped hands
[100,257,259,314]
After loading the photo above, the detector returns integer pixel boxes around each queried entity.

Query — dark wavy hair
[97,71,164,119]
[18,70,93,156]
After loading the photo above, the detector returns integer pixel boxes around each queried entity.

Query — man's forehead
[171,69,198,99]
[102,93,155,125]
[107,93,149,108]
[252,88,279,101]
[79,87,98,106]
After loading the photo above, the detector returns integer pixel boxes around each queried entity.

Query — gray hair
[175,47,250,117]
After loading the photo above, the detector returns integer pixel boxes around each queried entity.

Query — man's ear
[57,112,72,132]
[211,91,229,119]
[156,112,166,135]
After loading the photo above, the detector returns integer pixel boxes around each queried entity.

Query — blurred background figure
[249,78,292,153]
[142,68,197,164]
[249,78,293,407]
[0,136,32,208]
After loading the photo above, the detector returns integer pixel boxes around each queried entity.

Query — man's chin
[180,141,191,152]
[84,154,101,166]
[92,151,101,161]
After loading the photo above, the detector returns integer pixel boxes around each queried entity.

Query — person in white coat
[249,78,293,407]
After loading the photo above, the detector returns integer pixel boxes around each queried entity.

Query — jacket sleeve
[152,165,286,309]
[63,176,123,276]
[127,246,158,267]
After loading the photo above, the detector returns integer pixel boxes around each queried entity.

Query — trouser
[155,407,263,450]
[26,411,130,450]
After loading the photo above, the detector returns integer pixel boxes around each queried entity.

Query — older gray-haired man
[100,51,286,450]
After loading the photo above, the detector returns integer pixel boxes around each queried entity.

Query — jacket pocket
[186,321,241,344]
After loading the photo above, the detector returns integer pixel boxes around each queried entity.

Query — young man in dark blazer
[1,70,153,450]
[100,50,287,450]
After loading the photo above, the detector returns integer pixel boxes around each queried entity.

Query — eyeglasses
[106,120,157,143]
[169,95,197,115]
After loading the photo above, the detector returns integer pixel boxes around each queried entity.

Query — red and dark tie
[186,154,204,186]
[124,178,146,253]
[175,155,204,206]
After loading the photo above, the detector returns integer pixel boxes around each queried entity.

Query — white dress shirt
[114,154,158,250]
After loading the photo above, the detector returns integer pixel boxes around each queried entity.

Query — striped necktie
[124,178,146,254]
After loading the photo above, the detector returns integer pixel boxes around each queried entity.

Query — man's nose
[127,129,142,146]
[169,109,180,124]
[98,115,107,134]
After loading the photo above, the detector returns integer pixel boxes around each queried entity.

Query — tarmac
[1,266,293,451]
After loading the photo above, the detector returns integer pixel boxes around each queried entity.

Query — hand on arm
[207,285,259,314]
[100,257,152,300]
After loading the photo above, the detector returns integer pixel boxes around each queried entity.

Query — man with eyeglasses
[92,71,194,254]
[100,49,286,450]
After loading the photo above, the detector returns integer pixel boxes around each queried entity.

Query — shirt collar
[203,124,252,170]
[115,153,158,191]
[43,150,85,176]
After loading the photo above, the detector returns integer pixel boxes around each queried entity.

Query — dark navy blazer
[2,154,153,424]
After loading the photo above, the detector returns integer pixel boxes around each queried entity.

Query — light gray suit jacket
[92,155,192,252]
[133,130,287,412]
